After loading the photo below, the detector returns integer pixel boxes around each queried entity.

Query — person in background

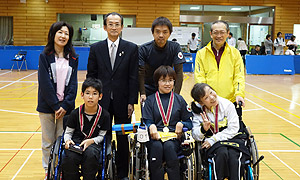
[264,34,273,55]
[260,42,266,55]
[37,21,78,179]
[227,32,236,47]
[250,45,261,55]
[139,17,185,103]
[285,45,295,55]
[287,35,297,55]
[187,32,201,53]
[237,38,248,65]
[274,32,285,55]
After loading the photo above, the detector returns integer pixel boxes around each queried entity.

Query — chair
[11,51,27,71]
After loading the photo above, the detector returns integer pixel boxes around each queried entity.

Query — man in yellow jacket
[194,20,245,106]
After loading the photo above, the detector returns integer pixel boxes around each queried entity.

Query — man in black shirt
[139,17,185,103]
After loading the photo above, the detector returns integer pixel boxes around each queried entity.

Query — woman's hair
[291,35,296,41]
[44,21,75,59]
[266,34,271,39]
[153,65,176,86]
[190,83,214,114]
[277,32,282,37]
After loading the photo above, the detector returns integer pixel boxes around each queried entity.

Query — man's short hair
[103,12,123,26]
[82,78,103,94]
[229,32,233,36]
[151,17,173,34]
[210,20,229,32]
[192,33,196,37]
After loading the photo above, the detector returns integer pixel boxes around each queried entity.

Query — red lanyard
[79,104,102,139]
[203,104,219,134]
[155,91,174,126]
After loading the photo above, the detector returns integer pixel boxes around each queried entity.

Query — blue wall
[246,55,297,75]
[0,46,90,70]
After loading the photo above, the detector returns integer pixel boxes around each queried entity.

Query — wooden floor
[0,70,300,180]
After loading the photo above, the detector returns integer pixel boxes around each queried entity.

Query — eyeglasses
[159,79,175,84]
[211,30,227,36]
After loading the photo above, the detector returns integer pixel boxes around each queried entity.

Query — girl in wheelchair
[142,65,193,180]
[191,83,250,180]
[62,78,111,180]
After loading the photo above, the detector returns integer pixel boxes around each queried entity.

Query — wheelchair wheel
[181,154,194,180]
[250,136,259,180]
[47,136,63,180]
[134,141,149,180]
[108,140,118,180]
[194,142,203,180]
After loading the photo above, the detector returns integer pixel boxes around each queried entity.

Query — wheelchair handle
[253,155,264,167]
[238,101,243,108]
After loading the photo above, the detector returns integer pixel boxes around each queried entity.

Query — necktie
[110,43,116,69]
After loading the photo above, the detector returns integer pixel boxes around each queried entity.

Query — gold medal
[163,126,169,133]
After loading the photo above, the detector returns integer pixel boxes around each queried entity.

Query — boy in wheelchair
[62,78,111,180]
[142,66,193,180]
[191,83,250,180]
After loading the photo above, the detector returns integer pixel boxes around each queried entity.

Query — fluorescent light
[231,8,241,11]
[190,6,200,10]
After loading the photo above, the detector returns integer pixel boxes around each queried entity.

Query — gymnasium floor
[0,69,299,180]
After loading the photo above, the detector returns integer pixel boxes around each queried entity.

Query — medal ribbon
[155,91,174,126]
[203,104,219,134]
[79,104,102,139]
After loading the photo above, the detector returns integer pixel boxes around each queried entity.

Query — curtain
[0,17,13,45]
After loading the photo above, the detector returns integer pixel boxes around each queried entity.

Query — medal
[163,126,169,133]
[155,91,174,130]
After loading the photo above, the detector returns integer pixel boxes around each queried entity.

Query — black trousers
[62,143,101,180]
[147,139,181,180]
[108,99,131,179]
[211,146,246,180]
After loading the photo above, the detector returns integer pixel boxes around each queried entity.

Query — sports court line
[11,150,35,180]
[259,150,300,152]
[246,98,300,129]
[269,151,300,178]
[0,71,12,76]
[246,91,300,120]
[0,131,41,134]
[280,133,300,148]
[0,126,40,174]
[0,149,41,151]
[262,160,284,180]
[246,82,300,107]
[0,80,37,83]
[0,109,38,116]
[243,108,263,112]
[0,71,37,90]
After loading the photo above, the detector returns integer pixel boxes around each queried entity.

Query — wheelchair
[125,119,195,180]
[194,102,264,180]
[47,117,117,180]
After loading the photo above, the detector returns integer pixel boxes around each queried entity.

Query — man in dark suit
[87,12,138,180]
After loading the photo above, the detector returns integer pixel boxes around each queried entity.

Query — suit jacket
[87,38,139,117]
